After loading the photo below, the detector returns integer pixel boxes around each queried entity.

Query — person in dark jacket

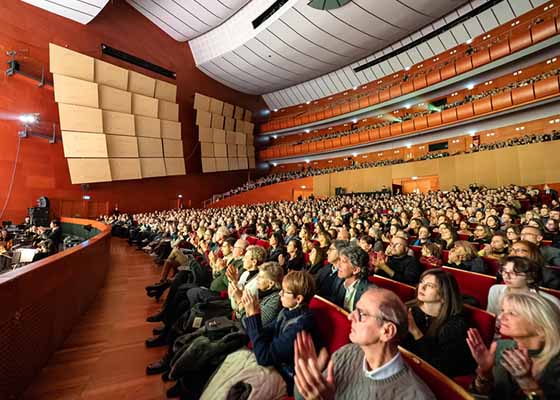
[281,238,306,272]
[374,236,422,285]
[267,231,286,263]
[445,241,487,274]
[315,240,347,302]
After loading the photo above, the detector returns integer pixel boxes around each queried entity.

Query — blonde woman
[467,292,560,399]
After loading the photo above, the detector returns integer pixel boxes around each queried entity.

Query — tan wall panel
[49,43,94,81]
[234,119,245,132]
[135,115,161,138]
[132,93,159,118]
[518,144,547,186]
[224,117,235,131]
[214,143,227,157]
[106,134,139,158]
[543,141,560,183]
[211,114,224,129]
[247,144,255,156]
[53,74,99,108]
[248,157,255,169]
[61,131,108,158]
[161,120,181,140]
[163,139,183,157]
[137,137,163,157]
[244,121,254,134]
[235,131,246,145]
[313,174,331,197]
[198,127,213,143]
[236,144,247,157]
[159,100,179,122]
[201,142,214,157]
[196,110,212,127]
[202,157,217,173]
[213,129,226,143]
[155,80,177,102]
[246,134,254,145]
[209,98,224,115]
[165,158,186,176]
[225,130,237,144]
[140,158,166,178]
[98,85,132,113]
[194,93,211,111]
[215,157,229,171]
[437,157,457,191]
[227,144,237,157]
[494,147,521,186]
[234,106,244,120]
[128,71,155,97]
[228,157,240,171]
[244,109,252,122]
[58,104,103,133]
[474,151,498,188]
[67,158,111,184]
[238,157,248,169]
[222,103,234,118]
[109,158,142,181]
[103,111,135,136]
[94,59,128,90]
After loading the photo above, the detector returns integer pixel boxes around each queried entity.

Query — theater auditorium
[1,0,560,399]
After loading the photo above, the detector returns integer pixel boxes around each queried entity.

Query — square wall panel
[132,93,158,118]
[155,80,177,102]
[224,117,235,131]
[234,106,244,120]
[225,130,237,144]
[137,137,163,157]
[202,157,217,173]
[196,110,212,127]
[222,103,234,118]
[103,111,135,136]
[235,131,246,145]
[161,120,181,140]
[135,115,161,138]
[244,110,252,122]
[163,138,183,157]
[244,122,254,134]
[49,43,94,81]
[239,157,248,169]
[228,157,239,170]
[246,134,254,145]
[198,127,213,143]
[210,98,224,115]
[61,131,108,158]
[215,157,228,171]
[128,71,156,97]
[247,144,255,155]
[67,158,111,184]
[212,128,225,143]
[159,100,179,122]
[249,157,255,169]
[201,142,214,157]
[214,143,227,157]
[194,93,211,111]
[109,158,142,181]
[211,114,224,129]
[98,85,132,113]
[94,59,128,90]
[106,134,139,158]
[227,144,237,157]
[140,158,166,178]
[236,144,246,157]
[58,104,103,133]
[53,74,99,108]
[165,157,186,176]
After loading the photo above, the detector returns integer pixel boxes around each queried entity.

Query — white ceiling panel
[22,0,110,24]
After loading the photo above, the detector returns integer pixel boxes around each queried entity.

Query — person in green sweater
[467,292,560,399]
[294,287,435,399]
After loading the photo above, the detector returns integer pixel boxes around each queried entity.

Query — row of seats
[259,73,560,160]
[261,7,559,132]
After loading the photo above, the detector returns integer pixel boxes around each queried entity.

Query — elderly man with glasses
[294,288,435,399]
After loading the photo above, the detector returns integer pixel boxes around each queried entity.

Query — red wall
[209,177,314,208]
[0,0,266,222]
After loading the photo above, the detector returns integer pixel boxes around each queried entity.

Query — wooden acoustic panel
[132,93,158,118]
[94,59,128,90]
[215,157,228,172]
[236,144,246,157]
[235,131,246,145]
[222,103,234,118]
[159,100,179,122]
[246,134,254,145]
[67,158,111,184]
[209,98,224,115]
[98,85,132,114]
[196,110,212,127]
[61,131,108,158]
[225,130,237,144]
[106,135,139,158]
[212,128,225,143]
[228,157,240,171]
[247,144,255,156]
[211,114,224,129]
[103,111,135,136]
[140,158,166,178]
[58,104,103,133]
[53,74,99,108]
[244,122,254,134]
[227,144,237,157]
[224,117,235,131]
[135,115,161,138]
[49,43,94,81]
[162,139,183,157]
[234,106,244,120]
[198,127,213,143]
[194,93,211,111]
[248,157,255,169]
[244,110,252,122]
[213,143,227,157]
[137,137,163,157]
[128,71,156,97]
[154,80,177,102]
[202,157,216,173]
[165,157,186,176]
[238,157,248,169]
[109,158,142,181]
[161,120,181,140]
[201,142,214,157]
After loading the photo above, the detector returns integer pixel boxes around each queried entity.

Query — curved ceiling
[189,0,470,95]
[21,0,110,24]
[126,0,252,41]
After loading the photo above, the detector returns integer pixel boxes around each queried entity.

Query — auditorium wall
[0,0,266,221]
[313,141,560,196]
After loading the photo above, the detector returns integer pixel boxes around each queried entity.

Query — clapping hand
[466,328,497,376]
[501,348,538,391]
[294,331,335,400]
[241,290,260,317]
[226,264,240,285]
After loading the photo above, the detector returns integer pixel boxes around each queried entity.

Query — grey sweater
[296,343,435,400]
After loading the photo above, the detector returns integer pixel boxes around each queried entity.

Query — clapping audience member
[374,236,422,285]
[446,241,487,274]
[332,246,373,312]
[479,232,510,262]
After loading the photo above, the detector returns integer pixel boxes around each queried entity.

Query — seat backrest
[410,245,422,258]
[400,347,474,400]
[442,267,496,309]
[309,296,351,355]
[463,304,496,347]
[369,275,416,303]
[540,286,560,300]
[481,256,501,276]
[256,239,270,249]
[246,236,258,245]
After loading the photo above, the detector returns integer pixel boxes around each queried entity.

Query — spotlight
[178,194,183,198]
[466,83,475,90]
[19,114,39,125]
[82,195,91,200]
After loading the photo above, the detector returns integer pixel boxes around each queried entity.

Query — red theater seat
[309,296,351,355]
[442,267,496,309]
[369,275,416,303]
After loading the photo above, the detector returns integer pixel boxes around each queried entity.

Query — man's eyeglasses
[354,307,397,325]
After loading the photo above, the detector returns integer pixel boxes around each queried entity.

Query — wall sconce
[18,113,57,144]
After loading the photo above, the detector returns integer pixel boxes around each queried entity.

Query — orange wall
[0,0,266,221]
[209,177,314,208]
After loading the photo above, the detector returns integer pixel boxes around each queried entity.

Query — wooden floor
[22,238,170,400]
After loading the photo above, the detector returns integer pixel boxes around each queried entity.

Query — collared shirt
[362,352,406,380]
[343,279,359,311]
